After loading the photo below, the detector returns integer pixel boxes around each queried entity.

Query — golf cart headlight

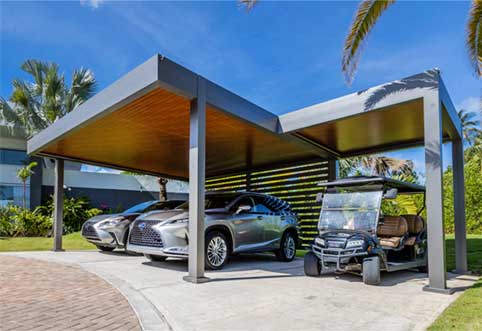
[346,240,364,248]
[314,237,325,247]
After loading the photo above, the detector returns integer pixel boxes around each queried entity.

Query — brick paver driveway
[0,256,140,331]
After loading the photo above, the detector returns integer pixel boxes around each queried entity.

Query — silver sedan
[127,192,299,269]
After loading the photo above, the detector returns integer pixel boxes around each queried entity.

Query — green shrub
[0,205,52,237]
[37,196,102,234]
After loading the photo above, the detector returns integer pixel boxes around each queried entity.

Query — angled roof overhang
[279,70,462,158]
[28,55,462,179]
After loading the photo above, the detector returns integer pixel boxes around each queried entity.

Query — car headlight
[168,218,188,224]
[346,239,364,248]
[314,237,325,247]
[99,217,124,228]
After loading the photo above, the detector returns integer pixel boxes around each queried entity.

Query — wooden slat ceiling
[42,87,319,179]
[294,99,450,155]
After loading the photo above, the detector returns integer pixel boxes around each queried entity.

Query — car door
[230,196,264,251]
[252,196,280,248]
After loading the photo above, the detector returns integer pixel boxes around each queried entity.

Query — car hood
[85,214,122,224]
[137,209,185,221]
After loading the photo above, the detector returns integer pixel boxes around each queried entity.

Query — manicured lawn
[428,278,482,331]
[0,232,96,251]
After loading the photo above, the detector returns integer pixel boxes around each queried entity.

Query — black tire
[123,230,139,256]
[304,251,321,276]
[418,264,428,273]
[144,254,167,262]
[275,231,297,262]
[97,245,115,252]
[362,256,381,285]
[205,231,229,270]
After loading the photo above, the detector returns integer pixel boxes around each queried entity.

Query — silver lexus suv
[127,192,299,269]
[81,200,184,252]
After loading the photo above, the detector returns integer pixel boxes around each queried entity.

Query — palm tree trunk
[158,177,168,201]
[22,180,26,209]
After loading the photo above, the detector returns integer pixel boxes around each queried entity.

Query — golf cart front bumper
[311,244,368,273]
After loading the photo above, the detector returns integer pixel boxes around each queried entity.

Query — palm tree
[241,1,482,85]
[16,161,38,208]
[338,155,415,179]
[458,109,482,145]
[0,59,96,137]
[342,0,482,84]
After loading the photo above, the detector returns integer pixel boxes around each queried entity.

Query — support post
[327,159,338,181]
[53,159,64,252]
[422,93,451,294]
[452,138,467,274]
[183,76,208,284]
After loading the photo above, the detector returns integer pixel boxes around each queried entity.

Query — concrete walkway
[2,251,478,331]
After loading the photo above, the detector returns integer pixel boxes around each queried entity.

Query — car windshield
[176,195,238,211]
[123,201,157,214]
[318,191,382,233]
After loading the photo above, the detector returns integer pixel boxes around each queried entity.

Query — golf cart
[304,176,427,285]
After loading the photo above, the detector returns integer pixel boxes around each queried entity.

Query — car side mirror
[236,204,252,214]
[315,192,324,203]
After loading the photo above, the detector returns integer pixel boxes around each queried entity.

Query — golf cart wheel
[96,245,115,252]
[144,254,167,262]
[205,231,229,270]
[275,231,297,262]
[304,251,321,277]
[362,256,381,285]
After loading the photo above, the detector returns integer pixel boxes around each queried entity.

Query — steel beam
[53,159,64,252]
[452,138,467,273]
[422,93,451,294]
[183,76,209,284]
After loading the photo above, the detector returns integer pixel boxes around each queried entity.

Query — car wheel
[418,264,428,273]
[275,232,297,262]
[96,245,115,252]
[304,251,321,276]
[144,254,167,262]
[362,256,381,285]
[205,231,229,270]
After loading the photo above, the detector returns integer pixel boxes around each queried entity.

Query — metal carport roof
[27,54,466,294]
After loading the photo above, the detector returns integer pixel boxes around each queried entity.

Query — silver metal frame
[27,55,466,292]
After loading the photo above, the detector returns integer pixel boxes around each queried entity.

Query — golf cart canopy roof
[319,176,425,193]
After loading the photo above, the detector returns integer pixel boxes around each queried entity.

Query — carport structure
[28,54,466,293]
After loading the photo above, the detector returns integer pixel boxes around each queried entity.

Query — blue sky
[1,1,480,180]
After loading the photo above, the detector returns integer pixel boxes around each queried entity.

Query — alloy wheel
[207,236,227,267]
[284,235,296,259]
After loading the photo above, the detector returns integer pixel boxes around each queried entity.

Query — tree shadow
[358,69,438,111]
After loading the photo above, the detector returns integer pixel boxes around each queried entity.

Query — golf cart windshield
[318,191,383,233]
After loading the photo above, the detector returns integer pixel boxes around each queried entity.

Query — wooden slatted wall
[206,160,331,247]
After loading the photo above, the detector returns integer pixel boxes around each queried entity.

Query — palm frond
[239,0,258,10]
[342,0,396,84]
[66,67,96,112]
[458,108,482,145]
[467,0,482,77]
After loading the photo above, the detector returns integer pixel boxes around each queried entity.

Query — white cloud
[80,0,104,9]
[457,96,481,113]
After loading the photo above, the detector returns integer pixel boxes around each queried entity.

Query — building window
[0,149,28,166]
[0,184,28,208]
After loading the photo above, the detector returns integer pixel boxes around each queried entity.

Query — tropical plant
[241,1,482,85]
[338,155,416,179]
[458,109,482,145]
[37,196,102,234]
[341,0,482,84]
[16,161,38,208]
[0,59,96,137]
[0,205,53,237]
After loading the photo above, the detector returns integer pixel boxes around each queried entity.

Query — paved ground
[2,251,478,331]
[0,255,141,331]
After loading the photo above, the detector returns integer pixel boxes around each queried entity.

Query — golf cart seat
[377,216,408,248]
[401,215,425,246]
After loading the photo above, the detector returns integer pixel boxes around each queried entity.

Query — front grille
[82,221,99,239]
[129,220,164,248]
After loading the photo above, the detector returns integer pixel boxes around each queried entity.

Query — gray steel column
[422,93,450,294]
[327,159,338,181]
[53,159,64,252]
[452,138,467,273]
[183,76,208,284]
